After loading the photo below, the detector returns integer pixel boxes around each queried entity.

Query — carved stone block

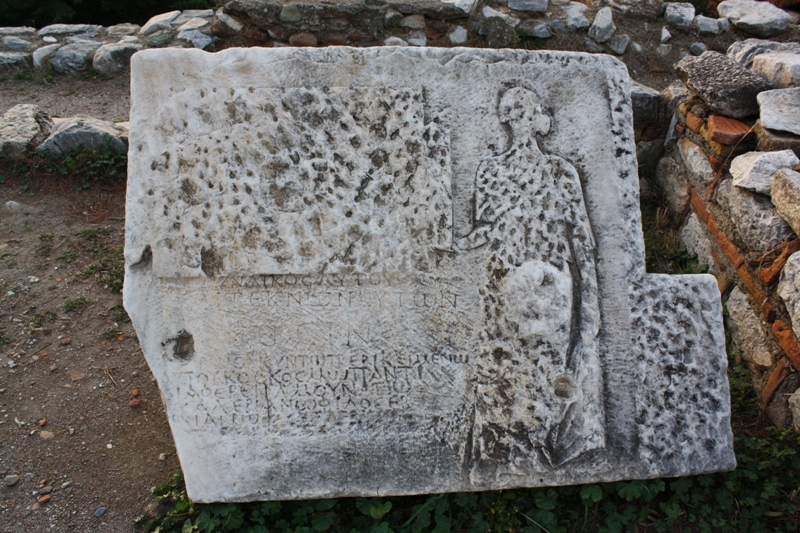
[124,48,735,502]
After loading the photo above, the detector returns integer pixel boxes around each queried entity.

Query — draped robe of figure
[458,87,604,481]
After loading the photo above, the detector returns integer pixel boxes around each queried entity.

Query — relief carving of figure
[459,86,604,479]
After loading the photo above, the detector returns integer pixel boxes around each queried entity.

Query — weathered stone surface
[399,15,427,29]
[482,6,520,26]
[678,137,714,185]
[770,168,800,236]
[690,42,708,56]
[755,120,800,157]
[731,150,799,194]
[0,27,35,37]
[93,42,143,75]
[179,30,214,49]
[2,36,32,50]
[660,26,671,42]
[125,47,733,502]
[675,51,774,119]
[606,0,664,20]
[449,25,468,43]
[32,44,62,70]
[664,2,695,27]
[0,105,53,160]
[0,52,29,72]
[630,80,661,125]
[172,9,215,27]
[758,88,800,136]
[564,2,591,29]
[141,11,182,36]
[717,0,793,37]
[107,23,141,37]
[752,52,800,89]
[716,178,794,252]
[727,38,800,68]
[36,117,127,158]
[589,7,616,43]
[726,286,774,368]
[38,24,102,37]
[483,17,516,48]
[695,15,720,33]
[178,18,211,32]
[608,34,630,55]
[681,213,720,274]
[780,253,800,343]
[147,29,177,48]
[518,20,552,38]
[216,11,244,34]
[509,0,549,12]
[50,41,101,74]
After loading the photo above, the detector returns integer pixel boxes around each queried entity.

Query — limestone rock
[661,27,671,42]
[93,42,143,75]
[589,7,616,43]
[716,178,794,252]
[141,11,182,36]
[399,15,427,29]
[585,37,605,53]
[0,27,35,37]
[726,286,774,368]
[678,137,714,185]
[780,253,800,340]
[147,29,177,48]
[608,34,630,55]
[731,150,799,194]
[407,31,428,46]
[215,11,244,34]
[717,0,793,37]
[755,120,800,157]
[124,47,733,501]
[509,0,549,12]
[0,104,53,160]
[449,26,469,43]
[630,80,661,125]
[675,51,774,119]
[727,38,800,68]
[664,2,695,28]
[38,24,102,37]
[605,0,664,20]
[32,44,61,70]
[564,2,591,29]
[753,52,800,88]
[171,9,215,27]
[0,52,29,72]
[36,117,127,158]
[680,213,720,274]
[2,36,32,50]
[178,30,214,49]
[518,20,552,39]
[442,0,479,13]
[694,15,720,34]
[483,17,516,48]
[50,41,101,74]
[758,88,800,136]
[177,18,211,32]
[690,42,708,56]
[770,168,800,236]
[107,23,141,37]
[384,36,409,46]
[482,6,520,26]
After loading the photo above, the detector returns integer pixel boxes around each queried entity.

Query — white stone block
[125,47,734,502]
[731,150,799,195]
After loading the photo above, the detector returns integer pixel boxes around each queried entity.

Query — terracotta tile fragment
[708,115,754,145]
[685,111,705,133]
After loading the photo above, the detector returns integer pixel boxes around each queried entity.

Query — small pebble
[159,453,167,461]
[61,481,71,489]
[37,494,51,504]
[95,506,106,517]
[39,485,52,495]
[38,419,46,426]
[60,337,71,346]
[128,399,141,408]
[4,475,19,486]
[132,389,140,397]
[40,431,54,440]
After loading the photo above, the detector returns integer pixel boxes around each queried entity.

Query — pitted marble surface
[124,47,734,502]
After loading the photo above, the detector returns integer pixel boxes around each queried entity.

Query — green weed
[35,234,54,256]
[63,296,88,312]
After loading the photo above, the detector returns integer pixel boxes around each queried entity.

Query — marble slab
[124,47,735,502]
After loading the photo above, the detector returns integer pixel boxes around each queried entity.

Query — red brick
[707,115,754,145]
[288,31,318,47]
[685,111,705,133]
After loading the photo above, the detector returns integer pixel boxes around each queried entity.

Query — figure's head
[498,87,551,136]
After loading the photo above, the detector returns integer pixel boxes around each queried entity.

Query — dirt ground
[0,184,179,532]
